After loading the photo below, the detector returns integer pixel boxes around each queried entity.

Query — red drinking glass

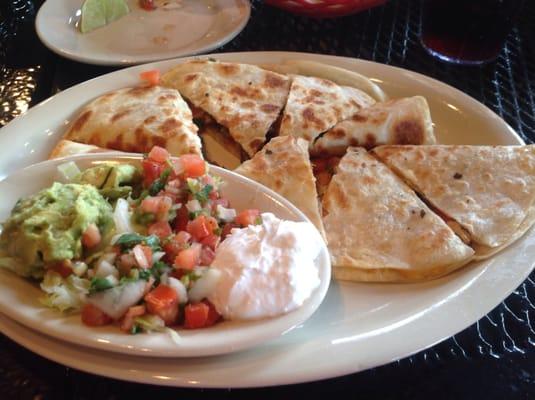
[420,0,525,65]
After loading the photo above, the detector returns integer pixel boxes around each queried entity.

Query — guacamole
[0,182,113,277]
[77,163,140,200]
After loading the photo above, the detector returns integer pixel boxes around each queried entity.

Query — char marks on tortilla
[312,96,436,156]
[373,145,535,250]
[278,75,375,145]
[161,60,291,157]
[64,86,202,156]
[322,147,473,282]
[235,136,326,239]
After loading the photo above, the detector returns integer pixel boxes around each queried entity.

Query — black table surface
[1,0,534,398]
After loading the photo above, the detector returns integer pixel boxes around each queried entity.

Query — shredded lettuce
[133,314,181,344]
[39,271,90,312]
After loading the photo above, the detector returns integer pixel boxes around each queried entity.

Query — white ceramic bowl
[0,153,331,357]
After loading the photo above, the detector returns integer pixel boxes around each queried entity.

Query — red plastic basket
[265,0,387,18]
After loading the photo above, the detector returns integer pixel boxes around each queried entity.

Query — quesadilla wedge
[323,147,474,282]
[235,136,326,238]
[311,96,436,156]
[64,86,202,156]
[373,145,535,256]
[161,60,291,157]
[282,60,388,102]
[278,75,375,145]
[49,140,112,159]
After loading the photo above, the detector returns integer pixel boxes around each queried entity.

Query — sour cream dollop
[207,213,322,320]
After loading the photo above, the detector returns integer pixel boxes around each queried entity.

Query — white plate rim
[0,51,533,388]
[35,0,251,66]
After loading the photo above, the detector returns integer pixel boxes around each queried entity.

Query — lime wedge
[80,0,130,34]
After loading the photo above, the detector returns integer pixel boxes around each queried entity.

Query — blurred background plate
[35,0,251,65]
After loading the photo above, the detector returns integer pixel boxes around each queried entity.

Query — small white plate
[35,0,251,65]
[0,154,331,357]
[0,52,532,387]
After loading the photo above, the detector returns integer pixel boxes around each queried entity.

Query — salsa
[0,146,262,335]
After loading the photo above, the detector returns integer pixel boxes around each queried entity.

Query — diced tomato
[81,223,101,248]
[148,146,169,163]
[141,196,172,220]
[180,154,206,178]
[205,216,218,231]
[235,209,260,227]
[163,232,191,262]
[187,215,211,241]
[175,230,192,244]
[117,253,136,275]
[221,222,238,240]
[148,220,172,239]
[140,69,160,85]
[142,159,164,187]
[133,244,152,269]
[48,260,73,278]
[140,196,160,213]
[156,196,173,219]
[173,243,201,270]
[81,304,112,326]
[184,300,221,329]
[120,305,146,332]
[200,246,216,266]
[200,234,220,251]
[139,0,156,11]
[173,205,189,232]
[144,285,179,325]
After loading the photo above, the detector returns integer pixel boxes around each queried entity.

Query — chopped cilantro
[89,277,114,294]
[194,184,213,204]
[188,209,207,220]
[130,325,142,335]
[254,215,263,225]
[148,168,172,196]
[115,233,161,252]
[138,269,152,281]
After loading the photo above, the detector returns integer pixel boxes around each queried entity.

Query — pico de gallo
[0,146,262,335]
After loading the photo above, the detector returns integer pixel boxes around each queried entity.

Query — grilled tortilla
[49,140,112,159]
[235,136,326,239]
[373,145,535,256]
[312,96,435,156]
[64,86,202,156]
[161,60,291,157]
[278,75,375,145]
[323,147,474,282]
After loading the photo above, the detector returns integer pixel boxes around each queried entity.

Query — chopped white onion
[114,198,133,234]
[133,245,149,269]
[95,260,119,278]
[152,251,166,263]
[105,274,119,286]
[216,205,237,222]
[87,280,146,320]
[167,277,188,304]
[72,261,88,277]
[186,199,201,212]
[188,268,222,303]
